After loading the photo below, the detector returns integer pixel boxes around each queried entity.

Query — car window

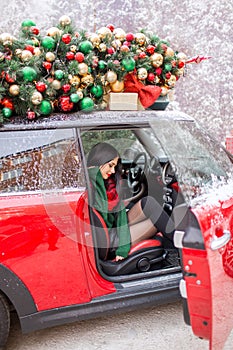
[0,129,85,193]
[150,119,233,200]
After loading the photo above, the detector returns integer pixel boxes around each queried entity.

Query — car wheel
[0,294,10,349]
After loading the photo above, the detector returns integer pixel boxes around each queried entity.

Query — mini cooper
[0,110,232,349]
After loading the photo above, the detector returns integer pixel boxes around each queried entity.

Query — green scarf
[88,167,131,258]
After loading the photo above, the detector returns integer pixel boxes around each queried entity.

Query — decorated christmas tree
[0,15,210,123]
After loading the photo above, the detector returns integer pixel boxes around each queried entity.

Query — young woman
[87,142,174,262]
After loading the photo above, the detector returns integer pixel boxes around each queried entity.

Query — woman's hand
[115,255,125,262]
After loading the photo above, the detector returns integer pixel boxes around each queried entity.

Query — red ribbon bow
[124,73,162,108]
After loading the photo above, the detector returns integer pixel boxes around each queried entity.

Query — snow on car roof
[0,110,194,131]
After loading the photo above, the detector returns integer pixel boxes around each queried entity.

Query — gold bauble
[89,33,101,47]
[31,91,43,105]
[113,28,126,41]
[78,63,89,76]
[47,27,62,37]
[69,74,80,87]
[0,33,15,46]
[81,74,94,87]
[33,48,42,56]
[59,15,71,27]
[45,52,56,62]
[51,79,62,90]
[165,47,174,57]
[97,27,112,40]
[105,71,117,84]
[137,67,148,81]
[150,53,163,68]
[9,84,20,96]
[135,33,146,46]
[15,49,22,57]
[99,43,107,52]
[111,39,122,50]
[110,80,124,92]
[21,50,33,62]
[70,45,77,52]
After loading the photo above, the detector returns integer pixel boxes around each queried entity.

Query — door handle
[210,230,231,250]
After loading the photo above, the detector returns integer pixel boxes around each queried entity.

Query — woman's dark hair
[87,142,120,167]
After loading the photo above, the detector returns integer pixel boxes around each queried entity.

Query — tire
[0,294,10,349]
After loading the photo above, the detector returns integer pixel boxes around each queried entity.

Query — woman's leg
[129,218,157,245]
[128,196,175,241]
[140,196,175,240]
[127,200,148,225]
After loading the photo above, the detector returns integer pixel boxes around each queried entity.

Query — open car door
[174,191,233,350]
[149,117,233,349]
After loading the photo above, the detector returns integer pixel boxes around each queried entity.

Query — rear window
[0,129,85,193]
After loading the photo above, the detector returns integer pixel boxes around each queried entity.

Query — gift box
[109,92,140,111]
[146,96,170,110]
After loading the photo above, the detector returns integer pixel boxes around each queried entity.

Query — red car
[0,110,232,349]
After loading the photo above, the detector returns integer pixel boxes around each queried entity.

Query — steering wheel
[127,152,148,190]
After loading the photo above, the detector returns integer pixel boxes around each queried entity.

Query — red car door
[174,184,233,350]
[149,117,233,349]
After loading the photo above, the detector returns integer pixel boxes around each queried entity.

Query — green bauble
[164,63,172,72]
[22,67,37,82]
[98,60,107,70]
[21,19,36,27]
[54,70,64,80]
[70,93,81,103]
[41,36,56,50]
[79,40,93,54]
[122,57,136,72]
[79,97,94,112]
[90,85,104,98]
[39,100,53,115]
[2,107,13,118]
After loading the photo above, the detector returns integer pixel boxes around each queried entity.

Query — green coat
[88,167,131,258]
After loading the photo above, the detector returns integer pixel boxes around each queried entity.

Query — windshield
[150,119,233,203]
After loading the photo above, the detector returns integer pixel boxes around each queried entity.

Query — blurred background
[0,0,232,143]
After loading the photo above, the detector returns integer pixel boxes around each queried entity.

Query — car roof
[0,110,194,131]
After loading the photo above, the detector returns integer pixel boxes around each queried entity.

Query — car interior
[81,126,183,278]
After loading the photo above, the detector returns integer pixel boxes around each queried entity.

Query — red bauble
[62,34,72,44]
[125,32,134,41]
[36,81,47,92]
[146,45,155,55]
[106,24,115,32]
[138,52,146,59]
[165,72,172,79]
[147,72,155,82]
[123,41,131,47]
[43,61,52,70]
[5,73,15,83]
[178,61,185,68]
[75,52,85,62]
[31,27,40,35]
[27,111,36,120]
[1,98,14,110]
[107,47,115,55]
[161,43,168,51]
[155,67,162,75]
[25,45,34,53]
[58,96,74,112]
[66,51,75,60]
[62,84,71,93]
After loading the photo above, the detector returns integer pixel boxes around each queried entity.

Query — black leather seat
[77,192,166,276]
